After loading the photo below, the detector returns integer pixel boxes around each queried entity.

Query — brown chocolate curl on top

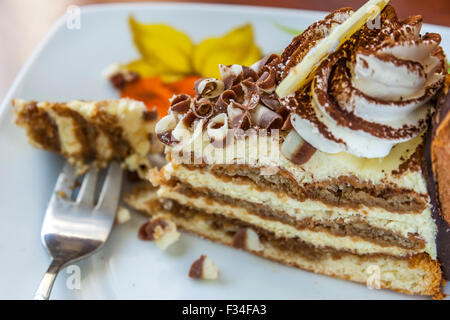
[242,66,259,82]
[222,66,244,89]
[227,102,251,130]
[216,90,237,113]
[250,104,283,129]
[281,114,293,131]
[170,94,192,113]
[193,98,214,119]
[157,130,179,146]
[257,68,277,92]
[207,113,229,148]
[230,83,245,103]
[252,54,281,75]
[194,78,225,99]
[241,80,260,110]
[281,129,317,165]
[260,93,282,111]
[181,110,197,127]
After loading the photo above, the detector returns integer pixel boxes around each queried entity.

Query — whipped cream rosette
[282,6,446,158]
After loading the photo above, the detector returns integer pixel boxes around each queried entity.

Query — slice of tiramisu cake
[13,98,162,177]
[126,2,450,297]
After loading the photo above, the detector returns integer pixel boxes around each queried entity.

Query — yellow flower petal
[129,16,194,76]
[126,59,186,83]
[193,24,262,79]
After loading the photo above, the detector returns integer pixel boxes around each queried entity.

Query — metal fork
[34,161,123,300]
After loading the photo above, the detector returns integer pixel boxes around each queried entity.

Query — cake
[125,3,450,298]
[12,98,162,177]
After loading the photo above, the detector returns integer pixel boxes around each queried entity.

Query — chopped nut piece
[232,228,264,252]
[138,214,180,250]
[188,255,219,280]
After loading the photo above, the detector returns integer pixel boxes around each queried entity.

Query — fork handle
[34,259,65,300]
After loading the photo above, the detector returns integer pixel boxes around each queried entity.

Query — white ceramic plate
[1,3,449,300]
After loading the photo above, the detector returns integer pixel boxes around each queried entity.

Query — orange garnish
[166,75,199,97]
[120,76,199,118]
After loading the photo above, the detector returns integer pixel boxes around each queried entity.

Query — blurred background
[1,0,449,101]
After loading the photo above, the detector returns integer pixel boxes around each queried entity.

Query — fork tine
[77,167,98,206]
[49,162,77,203]
[96,162,123,213]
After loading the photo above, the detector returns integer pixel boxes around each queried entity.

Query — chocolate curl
[190,118,207,146]
[155,114,179,145]
[241,80,260,110]
[230,83,245,103]
[181,110,197,127]
[281,129,316,165]
[250,104,283,129]
[207,113,229,148]
[219,64,244,89]
[277,105,290,118]
[215,89,237,113]
[260,93,281,111]
[250,54,281,75]
[227,102,251,130]
[281,114,293,131]
[171,119,193,144]
[194,78,225,99]
[193,98,214,119]
[256,68,277,93]
[170,94,192,113]
[242,66,259,82]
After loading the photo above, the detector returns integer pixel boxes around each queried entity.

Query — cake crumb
[147,167,161,187]
[115,206,131,225]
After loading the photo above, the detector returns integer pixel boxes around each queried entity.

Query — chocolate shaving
[194,78,224,98]
[182,110,197,127]
[157,130,179,146]
[220,65,244,89]
[256,69,277,92]
[281,114,293,131]
[281,129,316,165]
[170,94,192,113]
[207,113,229,148]
[193,98,214,119]
[227,102,251,130]
[242,66,258,81]
[241,80,260,110]
[155,114,179,145]
[230,83,245,103]
[216,90,237,113]
[251,54,281,75]
[260,93,281,111]
[250,104,283,129]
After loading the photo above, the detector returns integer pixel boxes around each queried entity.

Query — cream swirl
[286,6,446,158]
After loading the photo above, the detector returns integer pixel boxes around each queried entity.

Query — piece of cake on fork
[126,2,450,298]
[12,98,162,177]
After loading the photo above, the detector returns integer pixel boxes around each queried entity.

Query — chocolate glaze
[423,91,450,279]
